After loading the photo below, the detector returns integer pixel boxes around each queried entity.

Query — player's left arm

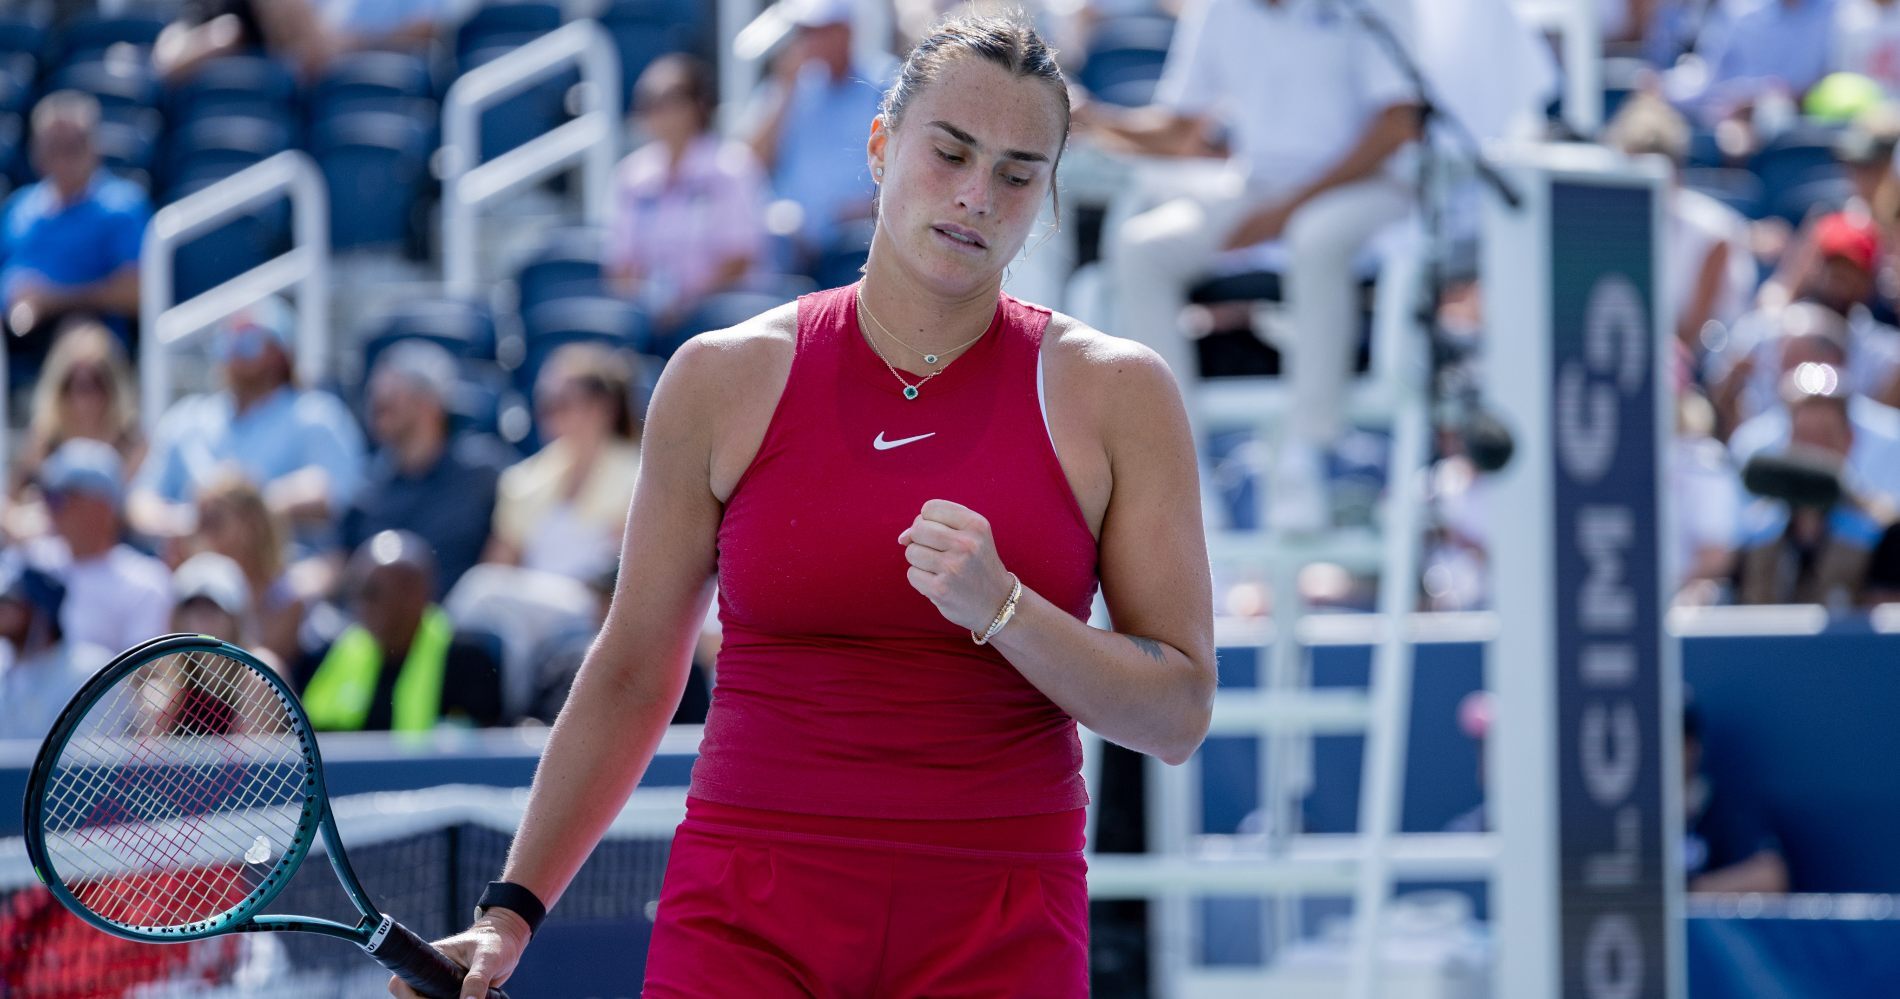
[900,343,1215,765]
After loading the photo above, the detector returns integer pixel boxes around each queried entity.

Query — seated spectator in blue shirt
[127,295,367,543]
[742,0,893,271]
[1680,0,1838,136]
[342,341,512,599]
[0,92,150,391]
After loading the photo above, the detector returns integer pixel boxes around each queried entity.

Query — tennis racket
[21,633,508,999]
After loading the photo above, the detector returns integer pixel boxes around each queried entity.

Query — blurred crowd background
[0,0,1893,748]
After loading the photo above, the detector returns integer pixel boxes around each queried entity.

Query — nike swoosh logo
[873,431,936,451]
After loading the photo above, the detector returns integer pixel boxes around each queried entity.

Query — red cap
[1814,213,1880,273]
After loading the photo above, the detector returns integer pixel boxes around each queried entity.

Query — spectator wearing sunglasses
[9,322,144,507]
[127,296,366,545]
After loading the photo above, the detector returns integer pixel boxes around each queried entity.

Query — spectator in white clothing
[1079,0,1420,533]
[0,562,107,742]
[1605,93,1757,348]
[33,438,171,656]
[1835,0,1900,97]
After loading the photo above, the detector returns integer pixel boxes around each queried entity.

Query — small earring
[874,167,883,180]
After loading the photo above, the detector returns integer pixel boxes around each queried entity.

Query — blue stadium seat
[313,111,431,251]
[0,14,46,60]
[663,283,810,357]
[1079,15,1173,96]
[167,177,292,302]
[518,295,649,394]
[55,13,166,66]
[462,44,574,162]
[364,298,501,367]
[1769,175,1856,225]
[0,111,23,189]
[1682,167,1765,218]
[51,58,162,111]
[94,107,163,190]
[455,2,564,61]
[161,115,296,195]
[0,62,32,116]
[515,227,608,315]
[598,1,696,102]
[169,55,299,122]
[312,51,434,117]
[1749,130,1843,216]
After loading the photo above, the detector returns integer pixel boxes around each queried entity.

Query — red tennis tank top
[690,282,1100,820]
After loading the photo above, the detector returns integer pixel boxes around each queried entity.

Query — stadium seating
[166,175,292,303]
[160,114,296,194]
[514,226,609,316]
[52,57,162,113]
[312,111,432,252]
[1682,166,1765,218]
[311,51,436,119]
[518,294,650,395]
[454,1,565,61]
[1079,15,1174,104]
[53,12,165,67]
[167,54,300,126]
[361,297,502,369]
[597,0,701,103]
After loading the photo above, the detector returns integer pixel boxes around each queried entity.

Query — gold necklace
[857,291,935,400]
[856,289,990,366]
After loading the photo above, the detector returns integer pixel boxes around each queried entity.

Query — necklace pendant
[923,353,938,365]
[903,385,920,400]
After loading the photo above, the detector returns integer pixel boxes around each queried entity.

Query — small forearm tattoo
[1126,634,1168,664]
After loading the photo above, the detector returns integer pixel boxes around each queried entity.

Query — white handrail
[1514,0,1604,135]
[137,151,330,431]
[440,20,621,297]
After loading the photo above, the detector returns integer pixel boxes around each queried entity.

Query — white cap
[173,552,251,618]
[736,0,854,61]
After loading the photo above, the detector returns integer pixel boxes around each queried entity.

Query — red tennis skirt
[640,798,1090,998]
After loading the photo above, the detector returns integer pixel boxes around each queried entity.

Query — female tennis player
[393,11,1214,998]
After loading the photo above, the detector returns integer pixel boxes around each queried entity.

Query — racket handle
[364,916,511,999]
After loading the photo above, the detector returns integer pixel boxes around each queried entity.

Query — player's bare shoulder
[1041,309,1187,422]
[654,300,798,429]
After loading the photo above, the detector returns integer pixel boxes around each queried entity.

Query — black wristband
[474,881,547,936]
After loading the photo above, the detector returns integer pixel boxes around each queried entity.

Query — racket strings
[38,650,315,930]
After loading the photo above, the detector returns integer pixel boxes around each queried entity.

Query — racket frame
[22,633,384,946]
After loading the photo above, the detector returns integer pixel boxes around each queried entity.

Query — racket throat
[364,915,396,954]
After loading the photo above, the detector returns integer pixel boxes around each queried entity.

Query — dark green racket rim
[21,633,329,942]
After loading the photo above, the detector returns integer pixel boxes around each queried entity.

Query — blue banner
[1549,180,1670,999]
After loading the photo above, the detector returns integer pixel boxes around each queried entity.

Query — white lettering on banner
[1564,272,1652,999]
[1584,914,1644,999]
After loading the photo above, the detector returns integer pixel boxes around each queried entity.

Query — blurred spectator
[0,563,107,742]
[297,530,503,731]
[1675,387,1743,602]
[742,0,892,271]
[487,344,642,583]
[1084,0,1420,532]
[1605,92,1756,347]
[1832,105,1900,216]
[612,55,769,332]
[1835,0,1900,97]
[1734,364,1900,606]
[191,473,305,670]
[1684,697,1790,892]
[1868,516,1900,599]
[312,0,448,54]
[128,296,367,542]
[1,93,149,391]
[522,564,712,726]
[10,322,143,504]
[155,0,337,83]
[342,341,511,599]
[28,439,170,656]
[1724,305,1900,501]
[1690,0,1837,125]
[169,550,255,649]
[1713,217,1900,424]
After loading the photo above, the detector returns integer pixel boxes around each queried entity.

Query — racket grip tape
[365,915,511,999]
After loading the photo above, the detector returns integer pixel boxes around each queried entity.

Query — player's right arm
[390,318,791,999]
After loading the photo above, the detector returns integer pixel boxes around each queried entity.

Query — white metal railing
[440,20,621,297]
[138,151,330,431]
[1515,0,1605,135]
